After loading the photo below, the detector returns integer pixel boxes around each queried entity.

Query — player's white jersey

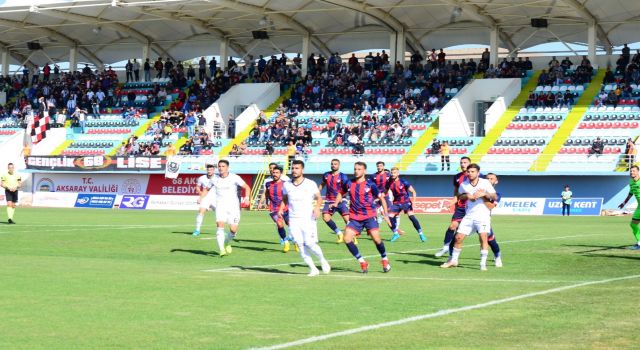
[197,174,213,190]
[459,178,496,220]
[210,173,246,206]
[283,178,318,219]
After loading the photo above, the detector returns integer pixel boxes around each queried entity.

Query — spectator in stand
[265,140,274,155]
[626,138,636,170]
[430,138,441,157]
[440,141,450,171]
[588,137,604,157]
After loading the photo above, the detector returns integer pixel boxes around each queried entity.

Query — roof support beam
[208,0,332,57]
[0,18,103,68]
[319,0,425,53]
[439,0,517,51]
[125,2,248,58]
[35,9,175,62]
[560,0,612,50]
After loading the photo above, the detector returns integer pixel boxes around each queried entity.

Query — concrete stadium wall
[439,78,521,137]
[202,83,280,137]
[484,79,521,132]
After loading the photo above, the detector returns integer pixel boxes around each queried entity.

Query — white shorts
[199,192,217,210]
[288,217,318,245]
[216,204,240,225]
[457,216,491,236]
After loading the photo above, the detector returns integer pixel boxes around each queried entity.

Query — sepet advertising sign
[412,197,454,214]
[26,156,165,172]
[118,195,150,210]
[492,198,546,216]
[74,193,116,209]
[32,192,78,208]
[543,198,603,216]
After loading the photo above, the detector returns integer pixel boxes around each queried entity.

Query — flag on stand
[30,111,50,144]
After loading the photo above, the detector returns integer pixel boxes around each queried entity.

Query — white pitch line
[4,226,178,234]
[209,270,582,284]
[202,233,607,273]
[251,274,640,350]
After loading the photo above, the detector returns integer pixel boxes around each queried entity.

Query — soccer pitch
[1,208,638,349]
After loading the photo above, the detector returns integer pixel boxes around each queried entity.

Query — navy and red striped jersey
[265,179,287,212]
[453,172,467,208]
[386,177,413,205]
[369,170,391,196]
[322,171,349,201]
[340,179,380,220]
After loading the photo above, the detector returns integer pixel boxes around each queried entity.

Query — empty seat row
[425,148,469,155]
[87,128,132,134]
[565,138,627,146]
[0,129,18,135]
[438,139,474,147]
[584,114,640,121]
[535,85,584,93]
[70,141,114,148]
[487,147,541,154]
[495,139,546,146]
[514,115,563,122]
[60,149,106,156]
[559,147,621,154]
[577,122,639,129]
[506,123,558,130]
[86,121,139,127]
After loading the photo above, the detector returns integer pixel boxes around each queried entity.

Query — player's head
[376,161,385,172]
[390,166,400,179]
[268,162,278,172]
[631,165,639,178]
[330,159,340,172]
[354,162,367,179]
[271,165,283,181]
[206,163,216,176]
[460,157,471,171]
[564,184,570,191]
[291,160,305,179]
[467,163,480,180]
[7,163,14,174]
[486,172,498,186]
[217,159,229,175]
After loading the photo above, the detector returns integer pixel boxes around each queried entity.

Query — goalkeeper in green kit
[618,165,640,250]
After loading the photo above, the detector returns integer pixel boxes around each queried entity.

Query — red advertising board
[145,174,254,196]
[412,197,455,214]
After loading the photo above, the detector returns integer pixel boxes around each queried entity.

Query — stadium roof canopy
[0,0,639,68]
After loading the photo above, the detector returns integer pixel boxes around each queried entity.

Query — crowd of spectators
[597,44,640,107]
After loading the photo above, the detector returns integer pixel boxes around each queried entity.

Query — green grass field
[1,208,639,349]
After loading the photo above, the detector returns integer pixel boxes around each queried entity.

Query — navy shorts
[322,201,349,216]
[4,190,18,203]
[389,202,413,214]
[451,206,466,222]
[347,217,379,234]
[269,211,289,225]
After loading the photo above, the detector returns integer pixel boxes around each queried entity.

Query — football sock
[7,207,14,220]
[346,241,361,259]
[451,247,461,262]
[443,228,455,246]
[389,216,398,232]
[375,242,387,258]
[480,249,489,266]
[630,222,640,242]
[488,233,501,258]
[326,219,340,234]
[195,213,203,231]
[299,245,317,271]
[277,226,287,240]
[215,228,226,252]
[307,243,326,261]
[408,215,422,232]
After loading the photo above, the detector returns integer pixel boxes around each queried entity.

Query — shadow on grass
[233,245,282,253]
[173,231,210,236]
[581,253,640,261]
[170,248,220,257]
[563,244,631,253]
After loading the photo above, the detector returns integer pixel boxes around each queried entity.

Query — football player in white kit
[211,159,251,257]
[279,160,331,276]
[441,163,497,271]
[192,163,217,236]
